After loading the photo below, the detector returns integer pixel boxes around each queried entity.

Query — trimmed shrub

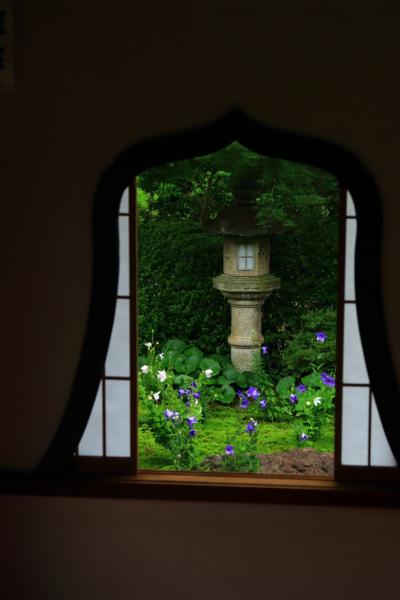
[138,219,230,355]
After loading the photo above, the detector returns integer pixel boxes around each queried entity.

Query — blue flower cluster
[178,381,201,406]
[321,372,335,387]
[245,418,257,434]
[164,407,198,437]
[237,387,267,410]
[225,444,234,456]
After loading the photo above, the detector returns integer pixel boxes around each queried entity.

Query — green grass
[138,404,334,471]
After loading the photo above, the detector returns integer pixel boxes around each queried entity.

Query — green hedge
[138,218,338,375]
[138,219,230,355]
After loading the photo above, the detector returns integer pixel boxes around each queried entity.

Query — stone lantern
[203,190,280,372]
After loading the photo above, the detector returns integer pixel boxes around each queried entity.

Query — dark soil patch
[206,448,334,476]
[258,448,334,476]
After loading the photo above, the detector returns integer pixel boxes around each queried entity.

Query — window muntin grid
[340,192,397,467]
[78,187,131,458]
[237,243,255,270]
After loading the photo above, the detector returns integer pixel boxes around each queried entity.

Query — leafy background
[137,142,338,379]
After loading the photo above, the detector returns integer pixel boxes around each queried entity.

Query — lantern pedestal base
[213,274,280,373]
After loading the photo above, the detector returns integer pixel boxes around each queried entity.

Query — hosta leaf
[163,338,186,354]
[301,371,321,387]
[185,354,199,374]
[222,368,237,384]
[219,384,236,404]
[199,357,221,376]
[276,375,295,397]
[184,346,204,360]
[234,372,249,388]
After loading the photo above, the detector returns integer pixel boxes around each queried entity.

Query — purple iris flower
[191,381,197,388]
[187,416,198,428]
[290,394,298,404]
[315,331,327,342]
[261,345,268,355]
[193,392,201,399]
[247,386,260,399]
[259,398,267,409]
[178,388,186,397]
[299,432,309,441]
[240,397,250,409]
[296,383,307,393]
[245,419,257,434]
[321,373,336,387]
[225,445,234,456]
[164,408,174,420]
[189,429,197,437]
[185,400,190,407]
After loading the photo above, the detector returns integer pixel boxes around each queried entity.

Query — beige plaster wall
[1,2,400,598]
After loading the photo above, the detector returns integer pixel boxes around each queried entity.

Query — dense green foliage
[137,141,339,378]
[138,141,338,231]
[138,221,229,354]
[138,339,335,472]
[136,143,338,471]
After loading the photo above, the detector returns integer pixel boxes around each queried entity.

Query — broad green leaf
[276,375,295,397]
[184,346,204,360]
[219,384,236,404]
[208,354,231,370]
[185,354,199,374]
[172,353,187,373]
[174,374,192,386]
[234,372,249,388]
[222,368,237,384]
[163,350,177,362]
[245,372,259,386]
[199,357,221,376]
[163,338,186,354]
[301,371,321,387]
[218,375,228,385]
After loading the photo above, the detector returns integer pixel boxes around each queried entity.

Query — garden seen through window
[135,143,338,476]
[77,140,398,478]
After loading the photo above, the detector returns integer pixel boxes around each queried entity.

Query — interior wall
[1,1,400,598]
[2,495,400,600]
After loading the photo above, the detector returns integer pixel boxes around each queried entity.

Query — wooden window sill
[1,470,400,507]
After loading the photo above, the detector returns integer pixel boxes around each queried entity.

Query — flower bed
[138,334,335,473]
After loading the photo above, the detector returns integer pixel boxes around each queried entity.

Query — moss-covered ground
[138,404,334,471]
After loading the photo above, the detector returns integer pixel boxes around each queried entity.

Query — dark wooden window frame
[2,109,399,506]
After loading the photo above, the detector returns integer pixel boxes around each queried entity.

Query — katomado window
[76,140,399,485]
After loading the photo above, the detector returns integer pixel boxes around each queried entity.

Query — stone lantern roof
[202,189,267,237]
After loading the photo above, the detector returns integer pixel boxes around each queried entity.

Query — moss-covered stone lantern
[203,189,280,372]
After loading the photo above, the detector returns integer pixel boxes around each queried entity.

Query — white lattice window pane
[105,299,130,377]
[246,244,255,257]
[246,257,255,269]
[120,187,129,213]
[105,380,130,457]
[238,257,246,269]
[238,244,246,257]
[342,303,369,383]
[346,191,356,217]
[117,216,129,296]
[78,384,103,456]
[370,395,397,466]
[345,218,356,301]
[341,386,369,465]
